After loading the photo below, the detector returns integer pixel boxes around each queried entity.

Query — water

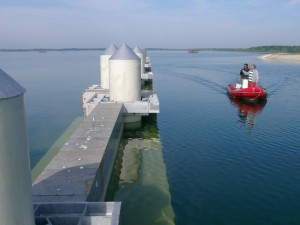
[0,50,100,166]
[1,50,300,224]
[150,51,300,225]
[105,115,175,225]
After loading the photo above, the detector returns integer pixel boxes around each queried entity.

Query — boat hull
[227,84,267,101]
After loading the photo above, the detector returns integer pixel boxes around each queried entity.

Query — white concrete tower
[109,43,141,123]
[109,43,141,102]
[133,46,145,75]
[142,48,147,70]
[0,69,35,225]
[100,43,118,89]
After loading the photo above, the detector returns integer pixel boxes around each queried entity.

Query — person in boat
[239,63,250,80]
[244,64,259,87]
[237,63,250,88]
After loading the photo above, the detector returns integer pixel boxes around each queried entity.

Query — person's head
[243,63,248,69]
[251,64,256,70]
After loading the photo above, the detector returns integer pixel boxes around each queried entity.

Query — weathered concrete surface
[32,103,123,202]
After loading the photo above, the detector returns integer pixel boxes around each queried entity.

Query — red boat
[227,83,267,101]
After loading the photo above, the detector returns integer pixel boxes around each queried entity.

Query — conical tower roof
[110,43,140,60]
[133,46,143,54]
[0,69,26,99]
[103,43,118,55]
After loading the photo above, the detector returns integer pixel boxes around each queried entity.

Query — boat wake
[171,71,228,95]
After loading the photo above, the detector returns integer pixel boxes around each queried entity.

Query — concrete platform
[34,202,121,225]
[82,87,159,117]
[32,103,124,202]
[141,72,153,80]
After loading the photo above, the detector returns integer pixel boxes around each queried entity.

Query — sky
[1,0,300,49]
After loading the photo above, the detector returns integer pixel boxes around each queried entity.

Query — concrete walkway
[32,103,123,202]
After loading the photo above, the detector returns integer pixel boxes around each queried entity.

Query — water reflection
[229,98,267,128]
[106,115,175,225]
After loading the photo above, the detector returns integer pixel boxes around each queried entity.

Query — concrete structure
[32,103,123,224]
[109,43,143,123]
[34,202,121,225]
[109,43,141,102]
[100,43,118,89]
[30,44,159,224]
[0,69,35,225]
[82,87,159,118]
[32,103,123,202]
[142,49,147,69]
[133,46,145,75]
[145,56,152,72]
[142,55,153,81]
[133,46,154,85]
[82,50,159,119]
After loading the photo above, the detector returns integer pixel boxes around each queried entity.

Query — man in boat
[238,63,250,88]
[239,63,250,80]
[245,64,259,87]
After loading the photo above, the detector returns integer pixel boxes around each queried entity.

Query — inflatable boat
[227,80,267,101]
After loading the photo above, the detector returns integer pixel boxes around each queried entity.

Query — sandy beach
[258,53,300,63]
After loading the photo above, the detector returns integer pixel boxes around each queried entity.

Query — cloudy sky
[1,0,300,49]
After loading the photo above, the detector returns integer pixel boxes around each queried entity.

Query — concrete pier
[32,103,123,224]
[30,49,159,224]
[33,103,123,202]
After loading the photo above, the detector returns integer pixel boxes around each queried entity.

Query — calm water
[0,50,100,166]
[1,50,300,225]
[151,51,300,225]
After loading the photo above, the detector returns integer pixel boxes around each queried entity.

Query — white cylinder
[0,69,35,225]
[142,48,147,70]
[100,43,118,89]
[242,79,248,88]
[109,43,141,102]
[133,46,145,75]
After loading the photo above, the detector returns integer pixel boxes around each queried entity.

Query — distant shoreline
[2,48,300,63]
[258,53,300,63]
[1,45,300,54]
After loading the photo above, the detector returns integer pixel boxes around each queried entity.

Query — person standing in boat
[247,64,259,87]
[238,63,250,88]
[239,63,250,80]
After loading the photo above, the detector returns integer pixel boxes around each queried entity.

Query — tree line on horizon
[246,45,300,53]
[1,45,300,53]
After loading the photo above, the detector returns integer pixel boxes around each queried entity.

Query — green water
[106,116,174,225]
